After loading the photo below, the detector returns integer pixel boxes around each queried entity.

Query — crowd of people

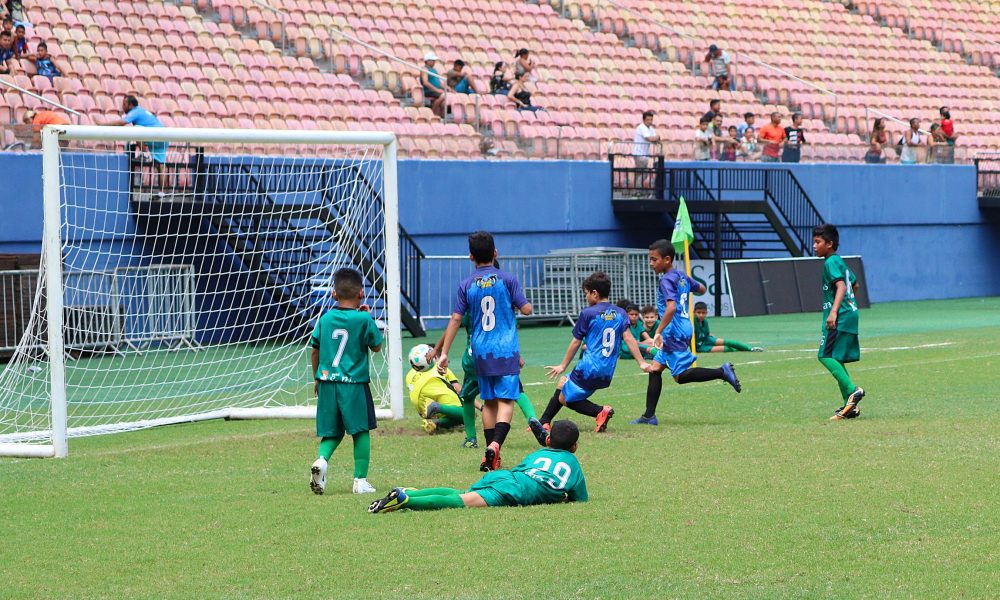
[0,7,68,81]
[419,48,542,117]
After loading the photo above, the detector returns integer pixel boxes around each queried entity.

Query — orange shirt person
[23,109,71,148]
[757,112,787,162]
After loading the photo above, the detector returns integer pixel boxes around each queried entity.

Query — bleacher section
[1,0,997,159]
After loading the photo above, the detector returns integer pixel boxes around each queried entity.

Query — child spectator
[740,126,760,160]
[619,303,655,359]
[1,16,12,34]
[308,268,384,495]
[694,117,713,160]
[446,59,477,94]
[864,118,888,164]
[514,48,536,82]
[33,42,67,81]
[737,112,756,137]
[782,113,806,163]
[758,112,786,162]
[639,305,659,343]
[420,51,446,118]
[508,72,538,112]
[0,30,15,74]
[938,107,958,164]
[12,22,26,57]
[720,125,739,161]
[693,302,762,353]
[489,61,511,95]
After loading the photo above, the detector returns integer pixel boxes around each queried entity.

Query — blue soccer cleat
[424,401,442,419]
[461,437,479,449]
[629,415,659,426]
[721,362,741,393]
[368,487,410,514]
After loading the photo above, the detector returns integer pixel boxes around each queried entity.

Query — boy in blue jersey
[541,272,652,434]
[437,231,539,472]
[631,239,742,426]
[369,420,587,513]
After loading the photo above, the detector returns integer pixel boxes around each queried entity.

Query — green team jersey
[509,448,588,504]
[694,317,711,347]
[821,254,859,334]
[310,307,384,383]
[619,321,647,358]
[460,313,475,374]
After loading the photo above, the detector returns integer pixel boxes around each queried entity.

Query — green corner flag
[671,196,694,254]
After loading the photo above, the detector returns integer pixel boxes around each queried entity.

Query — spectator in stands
[489,61,512,95]
[702,99,721,122]
[4,1,24,22]
[782,113,806,163]
[705,44,734,91]
[633,110,660,170]
[508,72,538,112]
[32,43,67,81]
[720,126,739,161]
[737,112,755,137]
[710,113,725,159]
[928,124,952,164]
[938,106,958,164]
[105,95,169,186]
[514,48,536,83]
[758,112,786,162]
[864,118,888,164]
[0,30,15,74]
[1,16,12,34]
[446,59,478,94]
[739,126,760,161]
[420,51,447,118]
[694,117,713,161]
[12,22,26,57]
[899,118,923,165]
[23,108,71,148]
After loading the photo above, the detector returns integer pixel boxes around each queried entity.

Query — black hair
[37,42,47,50]
[468,230,495,264]
[939,106,950,118]
[909,117,919,127]
[0,31,10,38]
[792,112,803,121]
[872,117,884,130]
[649,238,676,260]
[642,110,654,119]
[453,59,465,68]
[771,111,781,118]
[515,48,529,57]
[548,420,579,451]
[744,112,754,120]
[744,126,754,134]
[812,223,839,251]
[699,116,712,125]
[124,95,139,109]
[333,267,364,299]
[581,271,612,299]
[493,61,504,71]
[15,24,24,31]
[615,298,632,310]
[728,125,737,132]
[709,99,720,109]
[694,301,708,310]
[640,304,656,315]
[625,303,640,313]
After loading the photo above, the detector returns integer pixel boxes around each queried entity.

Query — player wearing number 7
[369,420,587,513]
[437,231,539,472]
[540,272,651,434]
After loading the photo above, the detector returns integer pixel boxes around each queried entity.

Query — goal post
[0,125,406,458]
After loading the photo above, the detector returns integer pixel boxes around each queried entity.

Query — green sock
[318,435,342,460]
[819,358,856,401]
[724,339,754,352]
[461,396,478,440]
[437,404,464,420]
[405,492,466,511]
[439,414,465,429]
[408,487,463,498]
[516,392,538,420]
[352,431,370,478]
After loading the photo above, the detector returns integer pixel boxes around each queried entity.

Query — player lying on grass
[406,343,481,434]
[540,272,652,435]
[813,224,865,420]
[693,301,763,353]
[631,239,742,426]
[618,302,656,360]
[309,268,382,495]
[368,420,587,513]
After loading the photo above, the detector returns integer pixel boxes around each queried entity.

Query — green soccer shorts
[316,382,377,438]
[468,470,520,507]
[818,329,860,364]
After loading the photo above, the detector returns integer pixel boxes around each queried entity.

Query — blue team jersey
[569,302,630,390]
[657,270,699,351]
[453,266,528,376]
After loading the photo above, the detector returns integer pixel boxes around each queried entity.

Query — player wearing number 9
[368,420,588,513]
[436,231,536,473]
[541,272,651,434]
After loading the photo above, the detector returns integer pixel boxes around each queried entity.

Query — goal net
[0,126,404,458]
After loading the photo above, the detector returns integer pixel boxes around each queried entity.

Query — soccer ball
[408,344,434,372]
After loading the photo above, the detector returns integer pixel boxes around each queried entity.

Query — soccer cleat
[310,457,327,495]
[595,406,615,433]
[721,362,742,393]
[528,418,548,446]
[831,387,865,420]
[481,442,501,472]
[461,437,479,449]
[353,478,376,494]
[424,401,442,419]
[751,346,764,352]
[629,415,659,426]
[421,419,437,434]
[368,487,409,514]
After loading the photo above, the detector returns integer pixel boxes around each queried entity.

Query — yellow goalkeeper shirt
[405,367,462,417]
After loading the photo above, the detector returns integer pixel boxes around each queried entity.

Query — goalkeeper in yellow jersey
[406,344,474,434]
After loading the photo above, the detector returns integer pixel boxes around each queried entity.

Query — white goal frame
[0,125,405,459]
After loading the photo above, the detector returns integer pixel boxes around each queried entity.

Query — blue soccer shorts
[477,374,520,401]
[653,348,697,378]
[561,378,597,404]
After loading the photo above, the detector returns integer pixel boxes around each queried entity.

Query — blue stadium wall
[1,154,996,309]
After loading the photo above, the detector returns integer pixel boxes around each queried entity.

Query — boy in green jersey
[619,303,655,359]
[368,420,588,513]
[813,224,865,420]
[693,301,762,353]
[309,268,384,495]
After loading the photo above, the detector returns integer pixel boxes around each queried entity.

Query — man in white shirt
[633,110,660,169]
[706,44,734,91]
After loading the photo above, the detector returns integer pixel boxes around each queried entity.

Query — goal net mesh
[0,138,396,445]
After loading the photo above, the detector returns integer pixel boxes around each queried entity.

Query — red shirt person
[757,112,787,162]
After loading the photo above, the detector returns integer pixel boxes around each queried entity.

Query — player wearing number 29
[308,268,384,496]
[437,231,537,473]
[369,420,587,513]
[541,272,651,433]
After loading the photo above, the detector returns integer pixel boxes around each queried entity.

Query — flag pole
[684,238,697,361]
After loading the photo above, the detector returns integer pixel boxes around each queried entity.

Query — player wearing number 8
[308,268,384,496]
[368,420,587,513]
[437,231,535,472]
[541,272,651,433]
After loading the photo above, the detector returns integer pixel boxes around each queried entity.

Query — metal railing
[0,77,82,125]
[250,0,287,51]
[975,152,1000,199]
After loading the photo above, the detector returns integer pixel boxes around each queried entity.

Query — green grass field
[2,298,999,599]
